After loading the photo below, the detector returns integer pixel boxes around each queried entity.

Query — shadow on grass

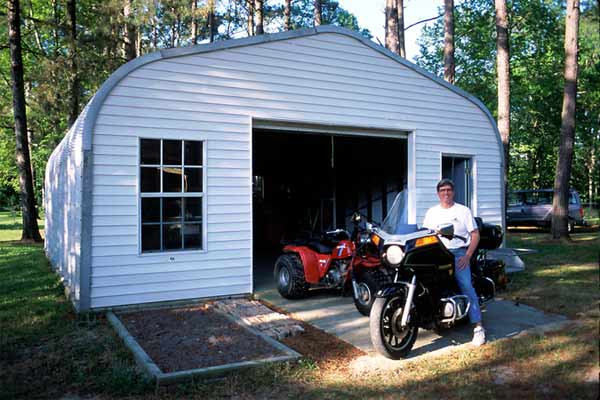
[0,243,152,400]
[154,322,598,400]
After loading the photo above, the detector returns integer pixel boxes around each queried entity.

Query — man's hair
[436,178,455,192]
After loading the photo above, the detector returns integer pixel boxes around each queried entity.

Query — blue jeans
[449,247,482,324]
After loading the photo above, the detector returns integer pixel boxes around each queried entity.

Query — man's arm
[465,229,480,259]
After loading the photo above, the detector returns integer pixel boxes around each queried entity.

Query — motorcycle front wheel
[369,296,418,359]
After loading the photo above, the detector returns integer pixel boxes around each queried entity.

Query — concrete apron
[254,285,567,360]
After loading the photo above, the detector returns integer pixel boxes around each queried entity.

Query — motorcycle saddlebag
[474,217,503,250]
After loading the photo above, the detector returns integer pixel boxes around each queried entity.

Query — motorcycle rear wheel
[274,253,309,299]
[370,296,418,359]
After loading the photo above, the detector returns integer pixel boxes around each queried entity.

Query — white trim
[253,118,411,139]
[137,137,208,256]
[440,152,477,216]
[249,116,254,294]
[407,131,417,224]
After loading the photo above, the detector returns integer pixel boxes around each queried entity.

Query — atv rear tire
[353,269,389,316]
[370,296,418,359]
[274,253,309,299]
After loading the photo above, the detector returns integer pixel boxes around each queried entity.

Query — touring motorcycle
[274,213,390,316]
[368,193,506,359]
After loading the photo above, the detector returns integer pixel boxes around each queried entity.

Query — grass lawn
[1,212,598,399]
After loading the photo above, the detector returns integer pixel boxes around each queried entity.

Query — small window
[508,193,523,206]
[537,192,552,205]
[140,139,204,253]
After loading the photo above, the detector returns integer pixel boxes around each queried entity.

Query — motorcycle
[274,213,390,316]
[368,193,506,359]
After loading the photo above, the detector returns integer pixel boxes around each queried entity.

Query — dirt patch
[257,299,366,373]
[118,305,285,373]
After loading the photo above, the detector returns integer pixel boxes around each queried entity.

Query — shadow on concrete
[253,255,568,360]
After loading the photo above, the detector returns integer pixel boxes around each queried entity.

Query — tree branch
[404,14,443,31]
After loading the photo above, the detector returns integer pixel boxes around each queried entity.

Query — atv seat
[285,238,336,254]
[306,240,336,254]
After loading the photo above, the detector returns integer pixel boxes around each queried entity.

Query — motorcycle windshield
[381,190,419,235]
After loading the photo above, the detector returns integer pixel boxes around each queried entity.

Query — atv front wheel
[274,253,309,299]
[353,270,389,316]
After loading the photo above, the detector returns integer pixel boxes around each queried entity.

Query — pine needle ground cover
[0,211,598,399]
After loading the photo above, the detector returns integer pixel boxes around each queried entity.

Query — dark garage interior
[252,129,408,290]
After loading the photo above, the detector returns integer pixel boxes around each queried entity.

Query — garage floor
[253,263,567,358]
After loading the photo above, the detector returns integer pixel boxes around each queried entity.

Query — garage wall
[45,106,86,309]
[88,30,502,308]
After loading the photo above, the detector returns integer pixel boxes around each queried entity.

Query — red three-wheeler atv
[274,214,391,316]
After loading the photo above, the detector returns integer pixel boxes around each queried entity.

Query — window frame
[138,137,207,255]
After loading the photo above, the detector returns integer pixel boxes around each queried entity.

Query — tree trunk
[152,15,158,48]
[588,142,596,216]
[52,0,59,56]
[27,127,38,221]
[284,0,291,30]
[398,0,405,57]
[123,0,137,60]
[314,0,322,26]
[443,0,455,83]
[170,6,176,47]
[208,0,215,42]
[255,0,264,34]
[246,0,254,35]
[551,0,580,240]
[385,0,399,54]
[67,0,79,128]
[7,0,42,242]
[152,11,158,50]
[495,0,510,210]
[191,0,198,45]
[176,12,181,46]
[137,26,142,54]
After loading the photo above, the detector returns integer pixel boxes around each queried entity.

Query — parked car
[506,189,585,231]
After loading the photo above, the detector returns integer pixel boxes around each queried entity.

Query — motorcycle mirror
[352,212,362,223]
[437,223,454,237]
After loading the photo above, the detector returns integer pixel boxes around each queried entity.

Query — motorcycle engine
[324,260,350,288]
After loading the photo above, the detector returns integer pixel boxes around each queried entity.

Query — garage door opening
[252,128,408,291]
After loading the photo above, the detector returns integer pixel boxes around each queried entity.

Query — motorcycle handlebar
[436,230,468,243]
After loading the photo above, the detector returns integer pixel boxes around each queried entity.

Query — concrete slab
[254,286,568,359]
[487,248,527,272]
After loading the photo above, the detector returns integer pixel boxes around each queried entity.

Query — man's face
[437,184,455,205]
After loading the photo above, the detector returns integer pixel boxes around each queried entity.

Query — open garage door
[252,127,408,291]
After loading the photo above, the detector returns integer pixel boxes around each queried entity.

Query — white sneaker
[472,326,486,346]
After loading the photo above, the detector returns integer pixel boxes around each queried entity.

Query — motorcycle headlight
[386,245,404,265]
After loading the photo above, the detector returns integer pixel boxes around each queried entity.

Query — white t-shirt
[422,203,477,249]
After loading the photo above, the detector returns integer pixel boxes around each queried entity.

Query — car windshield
[380,190,418,235]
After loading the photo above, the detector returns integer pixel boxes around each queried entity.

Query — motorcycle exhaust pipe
[400,275,417,328]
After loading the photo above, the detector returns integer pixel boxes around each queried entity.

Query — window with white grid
[139,139,204,253]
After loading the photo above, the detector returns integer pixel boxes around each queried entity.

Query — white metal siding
[44,107,86,307]
[89,32,502,308]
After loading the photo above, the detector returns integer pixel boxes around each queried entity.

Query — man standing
[423,179,485,346]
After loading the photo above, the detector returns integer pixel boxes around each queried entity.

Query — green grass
[1,211,598,399]
[506,230,600,317]
[0,211,44,241]
[0,213,150,399]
